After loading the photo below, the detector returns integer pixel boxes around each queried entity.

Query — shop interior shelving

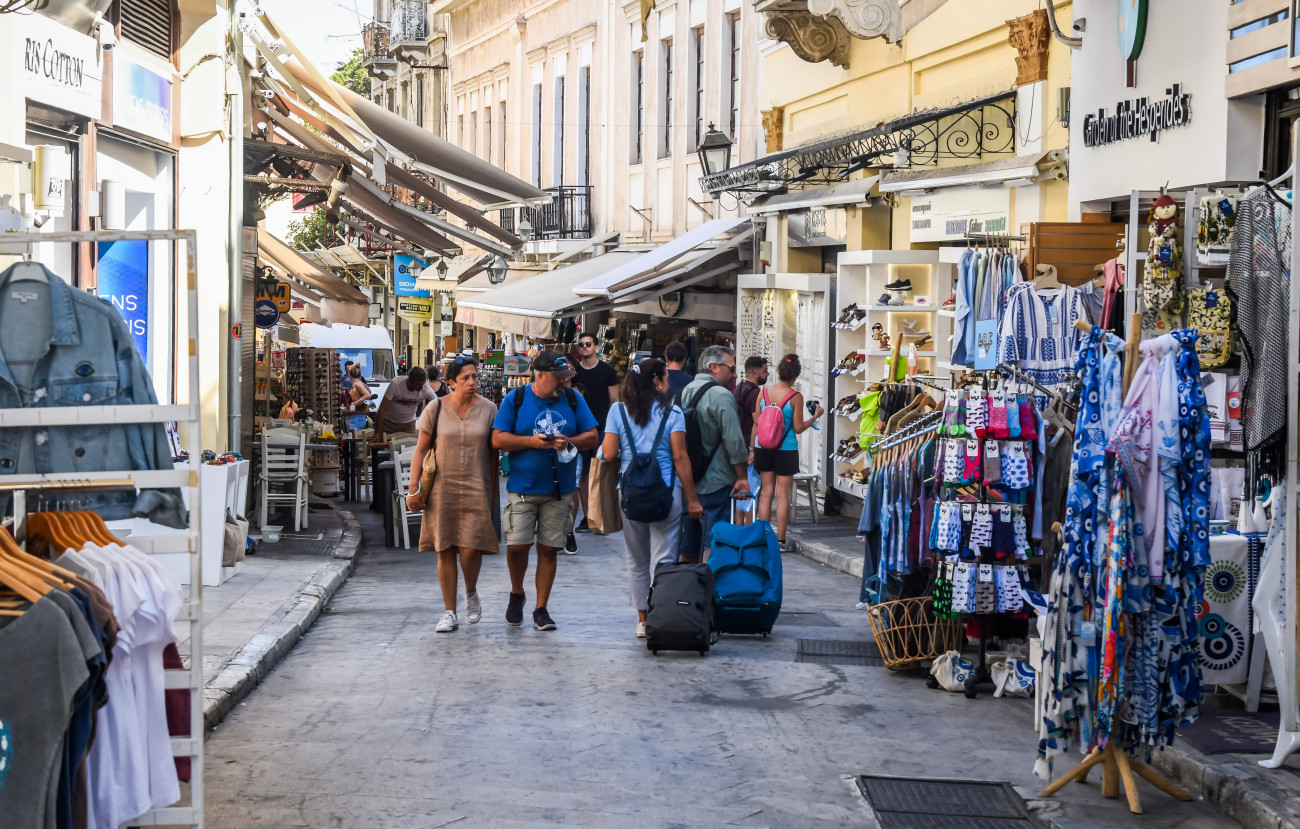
[830,250,954,500]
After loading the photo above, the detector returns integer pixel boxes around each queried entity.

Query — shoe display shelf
[830,250,956,504]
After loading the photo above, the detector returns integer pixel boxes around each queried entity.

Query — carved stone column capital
[763,10,852,70]
[761,106,785,154]
[807,0,902,43]
[1007,9,1050,86]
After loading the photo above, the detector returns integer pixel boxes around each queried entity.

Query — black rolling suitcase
[645,562,715,655]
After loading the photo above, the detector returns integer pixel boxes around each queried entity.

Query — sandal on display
[942,293,957,309]
[871,322,885,341]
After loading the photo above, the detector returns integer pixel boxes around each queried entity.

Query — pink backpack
[755,388,797,450]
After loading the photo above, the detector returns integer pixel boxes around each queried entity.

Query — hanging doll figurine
[1143,193,1185,330]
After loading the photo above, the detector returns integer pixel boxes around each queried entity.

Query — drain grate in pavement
[777,612,841,627]
[795,638,883,666]
[854,776,1034,829]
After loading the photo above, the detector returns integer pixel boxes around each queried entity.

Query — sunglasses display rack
[285,347,340,429]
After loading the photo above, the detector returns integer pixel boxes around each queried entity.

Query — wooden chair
[259,430,309,531]
[389,443,422,549]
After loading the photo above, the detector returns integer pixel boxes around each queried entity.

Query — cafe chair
[259,429,309,532]
[390,443,422,549]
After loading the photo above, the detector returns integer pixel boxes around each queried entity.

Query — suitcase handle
[731,493,756,524]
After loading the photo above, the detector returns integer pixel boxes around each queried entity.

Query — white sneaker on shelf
[636,621,647,638]
[465,593,482,624]
[436,610,459,633]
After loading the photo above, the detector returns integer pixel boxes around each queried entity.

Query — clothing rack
[871,411,943,452]
[0,229,205,828]
[995,362,1078,413]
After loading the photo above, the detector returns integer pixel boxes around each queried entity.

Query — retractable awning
[573,219,752,299]
[257,231,369,326]
[415,254,488,294]
[455,268,538,302]
[747,176,880,215]
[456,251,645,337]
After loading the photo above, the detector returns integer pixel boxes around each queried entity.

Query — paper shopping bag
[587,456,623,534]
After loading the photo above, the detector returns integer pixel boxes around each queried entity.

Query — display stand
[0,229,205,827]
[1038,315,1192,814]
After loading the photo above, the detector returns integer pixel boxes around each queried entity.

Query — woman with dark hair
[426,364,449,398]
[407,356,501,633]
[600,359,704,638]
[750,353,823,552]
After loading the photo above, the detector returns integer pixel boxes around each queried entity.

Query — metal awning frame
[702,90,1018,193]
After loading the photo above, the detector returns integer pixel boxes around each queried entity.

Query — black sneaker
[533,607,557,631]
[884,278,913,291]
[506,592,526,626]
[565,532,578,554]
[575,518,590,534]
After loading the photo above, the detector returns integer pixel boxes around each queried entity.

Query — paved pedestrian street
[203,511,1235,828]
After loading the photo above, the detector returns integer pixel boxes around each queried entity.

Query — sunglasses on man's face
[578,342,596,349]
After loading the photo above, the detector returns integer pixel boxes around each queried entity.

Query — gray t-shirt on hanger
[0,596,91,829]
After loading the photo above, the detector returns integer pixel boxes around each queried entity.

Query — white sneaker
[436,610,459,632]
[465,593,482,624]
[636,621,646,639]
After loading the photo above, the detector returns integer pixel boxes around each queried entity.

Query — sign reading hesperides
[1083,84,1191,147]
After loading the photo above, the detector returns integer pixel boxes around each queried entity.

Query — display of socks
[989,395,1010,439]
[967,393,987,439]
[983,441,1001,484]
[1006,394,1022,438]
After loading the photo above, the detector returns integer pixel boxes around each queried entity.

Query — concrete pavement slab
[201,507,1236,828]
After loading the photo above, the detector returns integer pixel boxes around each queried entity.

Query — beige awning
[415,254,487,294]
[456,251,645,337]
[281,56,548,208]
[257,231,369,326]
[574,218,752,298]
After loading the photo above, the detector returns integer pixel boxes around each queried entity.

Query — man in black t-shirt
[571,332,620,539]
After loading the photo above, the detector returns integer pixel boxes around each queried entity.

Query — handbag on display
[406,401,441,512]
[222,508,249,567]
[1187,287,1233,368]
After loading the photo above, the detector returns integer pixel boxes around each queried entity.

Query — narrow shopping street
[203,510,1235,828]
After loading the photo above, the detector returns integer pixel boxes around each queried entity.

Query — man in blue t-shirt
[492,350,599,631]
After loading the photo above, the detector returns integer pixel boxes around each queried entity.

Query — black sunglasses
[578,341,596,348]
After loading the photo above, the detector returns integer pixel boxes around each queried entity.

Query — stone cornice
[763,10,851,69]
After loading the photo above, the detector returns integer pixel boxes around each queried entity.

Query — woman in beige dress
[406,356,500,633]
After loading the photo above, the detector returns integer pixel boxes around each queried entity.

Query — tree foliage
[330,48,370,99]
[286,208,334,251]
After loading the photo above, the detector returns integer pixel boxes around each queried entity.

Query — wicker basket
[864,597,965,671]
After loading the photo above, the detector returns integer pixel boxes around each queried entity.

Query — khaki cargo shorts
[504,492,572,550]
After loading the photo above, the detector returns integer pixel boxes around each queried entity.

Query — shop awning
[573,219,752,299]
[878,151,1066,193]
[257,231,370,326]
[455,268,539,301]
[456,251,645,337]
[747,176,880,215]
[415,254,488,294]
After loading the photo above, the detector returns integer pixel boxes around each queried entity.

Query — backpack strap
[618,404,638,463]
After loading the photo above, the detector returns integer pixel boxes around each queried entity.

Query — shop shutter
[121,0,174,60]
[1026,221,1126,286]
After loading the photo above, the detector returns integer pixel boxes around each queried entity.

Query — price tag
[945,561,956,580]
[1048,303,1059,325]
[992,390,1006,406]
[1079,620,1097,638]
[985,441,999,458]
[976,503,990,516]
[999,505,1012,523]
[1159,245,1173,265]
[961,503,974,521]
[966,439,980,456]
[1219,198,1235,217]
[978,563,994,583]
[946,389,961,406]
[969,388,985,401]
[1205,290,1218,308]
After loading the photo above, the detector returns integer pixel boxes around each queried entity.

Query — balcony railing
[498,186,593,240]
[390,0,428,44]
[362,22,392,60]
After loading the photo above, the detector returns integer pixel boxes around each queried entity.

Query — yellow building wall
[763,0,1074,253]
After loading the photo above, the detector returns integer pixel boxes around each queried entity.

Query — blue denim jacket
[0,263,186,527]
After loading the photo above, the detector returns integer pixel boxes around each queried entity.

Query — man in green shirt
[677,345,751,562]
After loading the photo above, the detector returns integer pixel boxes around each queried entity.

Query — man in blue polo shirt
[492,350,599,631]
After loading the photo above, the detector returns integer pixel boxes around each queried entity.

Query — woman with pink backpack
[749,354,824,551]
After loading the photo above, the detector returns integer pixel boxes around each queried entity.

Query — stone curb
[202,508,362,732]
[789,533,1298,829]
[788,532,863,579]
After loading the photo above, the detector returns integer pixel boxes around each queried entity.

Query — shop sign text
[113,56,173,143]
[14,14,102,119]
[1083,84,1190,147]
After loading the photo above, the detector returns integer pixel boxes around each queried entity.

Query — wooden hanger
[73,511,123,548]
[1034,264,1062,290]
[27,513,84,558]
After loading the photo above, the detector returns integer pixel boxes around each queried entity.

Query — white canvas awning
[456,251,645,337]
[257,231,369,326]
[573,219,752,299]
[746,176,880,215]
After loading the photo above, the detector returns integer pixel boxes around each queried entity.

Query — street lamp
[407,259,424,279]
[697,123,733,178]
[518,214,534,243]
[487,256,508,285]
[436,257,449,280]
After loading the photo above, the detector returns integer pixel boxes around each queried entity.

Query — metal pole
[228,3,245,452]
